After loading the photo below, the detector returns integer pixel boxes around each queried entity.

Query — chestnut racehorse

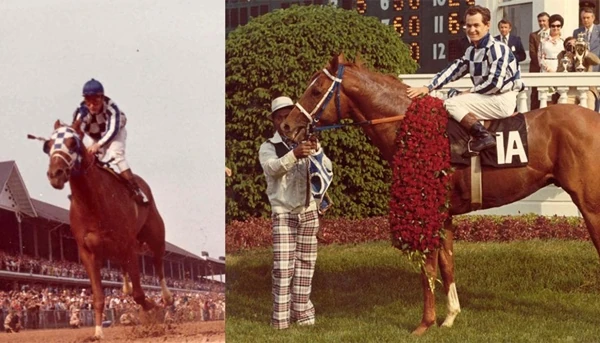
[281,53,600,335]
[37,119,173,339]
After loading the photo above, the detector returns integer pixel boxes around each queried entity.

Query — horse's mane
[340,60,412,117]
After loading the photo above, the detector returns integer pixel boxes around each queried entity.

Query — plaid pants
[271,209,319,329]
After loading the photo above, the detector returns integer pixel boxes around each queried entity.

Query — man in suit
[573,7,600,72]
[495,19,526,63]
[528,12,549,110]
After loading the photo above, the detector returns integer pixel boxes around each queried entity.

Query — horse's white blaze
[95,325,104,338]
[441,282,461,328]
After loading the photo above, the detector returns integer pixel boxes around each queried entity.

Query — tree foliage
[226,4,418,221]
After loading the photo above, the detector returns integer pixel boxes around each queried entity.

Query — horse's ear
[53,119,62,130]
[328,54,339,72]
[72,119,84,136]
[337,52,346,65]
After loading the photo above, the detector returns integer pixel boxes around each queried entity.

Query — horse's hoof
[411,322,435,336]
[163,295,174,306]
[441,312,459,328]
[411,326,428,336]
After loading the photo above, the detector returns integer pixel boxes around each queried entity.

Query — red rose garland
[389,95,453,270]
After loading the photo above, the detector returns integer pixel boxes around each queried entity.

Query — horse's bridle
[49,127,83,173]
[293,64,406,134]
[294,65,345,134]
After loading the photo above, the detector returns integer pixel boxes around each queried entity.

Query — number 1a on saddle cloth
[448,112,529,168]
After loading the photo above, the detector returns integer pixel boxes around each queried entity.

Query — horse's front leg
[438,224,461,328]
[412,249,439,336]
[79,247,105,340]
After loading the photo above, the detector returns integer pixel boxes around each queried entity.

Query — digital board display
[226,0,477,73]
[354,0,475,72]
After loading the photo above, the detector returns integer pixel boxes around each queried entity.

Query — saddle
[448,113,529,168]
[94,158,142,200]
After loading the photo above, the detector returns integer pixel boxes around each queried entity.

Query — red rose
[390,96,452,266]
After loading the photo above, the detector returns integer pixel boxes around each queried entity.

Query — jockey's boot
[120,169,149,204]
[460,113,496,154]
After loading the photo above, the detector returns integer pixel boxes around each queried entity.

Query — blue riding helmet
[82,79,104,96]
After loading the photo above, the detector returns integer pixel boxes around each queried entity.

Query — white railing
[397,72,599,217]
[399,72,599,111]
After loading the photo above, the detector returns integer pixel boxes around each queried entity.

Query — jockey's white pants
[444,90,518,122]
[98,127,129,172]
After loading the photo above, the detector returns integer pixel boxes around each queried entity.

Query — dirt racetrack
[0,320,224,343]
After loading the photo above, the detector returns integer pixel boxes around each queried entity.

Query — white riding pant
[444,91,518,122]
[98,127,129,171]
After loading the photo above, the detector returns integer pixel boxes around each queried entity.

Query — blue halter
[295,64,345,133]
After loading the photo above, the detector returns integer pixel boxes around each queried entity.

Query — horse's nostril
[49,169,64,179]
[282,124,290,132]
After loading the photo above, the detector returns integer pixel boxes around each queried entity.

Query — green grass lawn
[226,240,600,343]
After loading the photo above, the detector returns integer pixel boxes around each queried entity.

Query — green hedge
[226,4,418,221]
[226,214,589,254]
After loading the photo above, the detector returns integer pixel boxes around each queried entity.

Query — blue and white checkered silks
[49,126,82,170]
[428,33,524,95]
[308,150,333,213]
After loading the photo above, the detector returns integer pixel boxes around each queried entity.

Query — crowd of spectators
[1,282,225,331]
[0,250,224,293]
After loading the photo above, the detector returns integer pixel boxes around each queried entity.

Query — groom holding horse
[408,5,524,155]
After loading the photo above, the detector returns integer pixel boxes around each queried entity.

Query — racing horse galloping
[34,119,173,340]
[281,53,600,335]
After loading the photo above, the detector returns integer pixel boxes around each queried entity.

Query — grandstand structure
[0,160,224,292]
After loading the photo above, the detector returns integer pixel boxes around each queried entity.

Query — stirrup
[136,190,149,204]
[463,136,496,157]
[130,186,149,204]
[462,138,481,157]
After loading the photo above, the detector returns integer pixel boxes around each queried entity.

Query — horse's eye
[65,138,77,150]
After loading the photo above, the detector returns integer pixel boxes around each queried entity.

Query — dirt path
[0,320,224,343]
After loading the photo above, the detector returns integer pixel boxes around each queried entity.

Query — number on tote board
[380,0,389,10]
[433,43,446,60]
[434,15,444,33]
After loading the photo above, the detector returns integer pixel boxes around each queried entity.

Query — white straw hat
[271,96,294,115]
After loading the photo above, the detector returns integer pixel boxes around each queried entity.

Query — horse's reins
[295,64,405,134]
[312,115,407,132]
